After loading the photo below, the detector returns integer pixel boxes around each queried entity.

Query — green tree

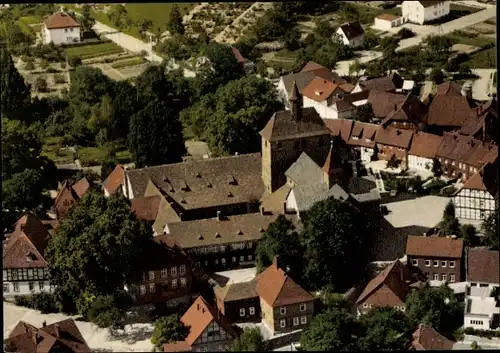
[231,327,266,352]
[432,158,443,177]
[151,315,189,349]
[397,28,415,40]
[87,291,133,328]
[255,215,303,277]
[481,209,499,250]
[301,197,372,291]
[135,65,169,106]
[300,307,363,351]
[167,4,185,35]
[80,5,96,32]
[359,307,413,351]
[34,77,48,92]
[1,48,31,120]
[379,36,399,58]
[405,284,463,336]
[460,224,477,247]
[363,31,380,50]
[353,103,373,122]
[424,35,453,53]
[45,192,153,314]
[471,341,482,350]
[440,200,460,236]
[128,99,186,168]
[386,154,401,169]
[429,68,444,84]
[101,151,118,180]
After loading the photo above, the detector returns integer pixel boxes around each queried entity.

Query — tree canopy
[440,200,460,236]
[80,5,96,32]
[128,99,186,167]
[1,48,31,120]
[481,209,499,250]
[168,4,185,35]
[45,192,153,314]
[231,327,266,352]
[151,315,189,349]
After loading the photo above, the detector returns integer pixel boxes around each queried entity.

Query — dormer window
[352,136,359,140]
[26,253,36,262]
[315,91,323,96]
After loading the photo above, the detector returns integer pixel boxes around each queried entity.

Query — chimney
[217,210,221,221]
[42,321,47,327]
[394,104,398,111]
[283,201,287,215]
[273,255,280,269]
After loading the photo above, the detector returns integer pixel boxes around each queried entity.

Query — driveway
[471,68,497,101]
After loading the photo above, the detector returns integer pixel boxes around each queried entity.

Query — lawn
[348,3,402,24]
[110,57,145,69]
[467,47,496,69]
[65,42,124,60]
[447,31,496,48]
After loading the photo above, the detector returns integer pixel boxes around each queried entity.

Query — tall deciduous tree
[80,5,96,32]
[167,4,185,35]
[128,99,186,168]
[45,192,153,314]
[300,197,372,291]
[231,328,266,352]
[1,49,31,120]
[135,64,169,106]
[440,200,460,236]
[151,315,189,349]
[481,209,499,250]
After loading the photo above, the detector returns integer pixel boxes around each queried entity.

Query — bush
[25,61,35,70]
[457,327,500,339]
[386,155,401,169]
[46,67,59,73]
[54,73,66,84]
[67,56,82,68]
[21,55,31,62]
[60,61,67,69]
[397,28,416,39]
[34,77,48,92]
[14,293,58,314]
[40,59,49,69]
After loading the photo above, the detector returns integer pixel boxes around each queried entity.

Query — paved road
[471,68,497,101]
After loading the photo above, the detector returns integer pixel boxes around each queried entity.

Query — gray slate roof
[285,152,324,187]
[292,183,350,212]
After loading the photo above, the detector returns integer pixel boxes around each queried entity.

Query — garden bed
[110,57,145,69]
[66,42,124,60]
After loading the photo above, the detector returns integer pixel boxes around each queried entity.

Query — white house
[402,1,450,25]
[453,161,497,221]
[374,13,404,30]
[407,131,442,171]
[43,11,81,45]
[463,285,499,330]
[3,215,53,297]
[336,21,365,48]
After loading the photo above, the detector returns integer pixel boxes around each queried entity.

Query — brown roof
[460,157,498,196]
[436,82,462,96]
[356,260,414,306]
[260,107,331,142]
[465,142,497,168]
[406,235,464,258]
[436,133,496,168]
[409,132,442,159]
[259,184,292,213]
[71,178,91,199]
[180,296,236,346]
[347,121,379,148]
[418,1,447,8]
[231,47,245,64]
[323,118,354,142]
[367,90,407,118]
[427,95,473,127]
[44,12,80,29]
[375,127,413,149]
[130,195,162,222]
[467,248,500,285]
[102,165,124,195]
[360,73,404,93]
[255,257,314,307]
[142,180,182,233]
[327,97,356,112]
[164,341,192,352]
[125,153,265,210]
[302,78,339,102]
[382,94,428,126]
[6,319,91,353]
[376,13,402,21]
[412,324,455,350]
[215,280,258,302]
[300,61,328,73]
[164,213,294,249]
[338,21,365,40]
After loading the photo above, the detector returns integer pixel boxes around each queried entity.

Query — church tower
[322,139,344,189]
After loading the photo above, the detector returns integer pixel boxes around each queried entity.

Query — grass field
[110,57,145,69]
[447,31,495,48]
[66,42,124,60]
[349,3,402,24]
[467,47,496,69]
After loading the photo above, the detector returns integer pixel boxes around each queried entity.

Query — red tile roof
[427,95,473,127]
[467,248,500,285]
[130,195,162,222]
[409,132,442,159]
[44,12,80,30]
[412,324,455,350]
[367,90,407,118]
[322,118,354,142]
[436,82,462,97]
[255,257,314,307]
[102,165,124,195]
[375,127,413,149]
[302,78,338,102]
[381,94,428,127]
[406,235,464,258]
[376,13,402,21]
[338,21,365,40]
[164,340,192,352]
[231,47,245,64]
[347,121,379,148]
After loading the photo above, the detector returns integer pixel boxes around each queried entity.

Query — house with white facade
[3,214,52,297]
[336,21,365,48]
[43,11,81,45]
[374,13,404,30]
[402,1,450,25]
[463,285,499,330]
[453,159,497,221]
[408,131,442,171]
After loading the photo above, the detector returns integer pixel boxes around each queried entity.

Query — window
[433,273,439,281]
[204,261,208,266]
[277,142,282,149]
[400,306,406,312]
[148,271,155,280]
[363,303,368,308]
[249,306,255,315]
[171,267,177,276]
[3,283,9,292]
[433,260,439,267]
[149,283,155,293]
[64,28,68,32]
[161,268,168,278]
[140,285,146,295]
[300,303,307,311]
[215,259,219,265]
[441,260,447,267]
[232,257,236,263]
[412,259,418,266]
[248,255,252,261]
[70,28,73,32]
[280,307,286,315]
[172,279,178,289]
[240,308,245,317]
[301,316,307,324]
[181,278,187,287]
[29,282,34,291]
[39,282,45,290]
[293,317,299,326]
[12,269,18,279]
[240,256,244,262]
[449,261,455,268]
[450,274,455,283]
[221,258,226,265]
[441,274,447,281]
[280,319,286,328]
[425,260,431,267]
[14,283,19,292]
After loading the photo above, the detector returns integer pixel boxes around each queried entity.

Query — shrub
[21,55,31,62]
[60,61,67,69]
[34,77,48,92]
[386,155,401,169]
[398,27,416,40]
[14,293,58,314]
[25,61,35,70]
[67,56,82,68]
[54,73,66,84]
[40,59,49,69]
[46,67,59,73]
